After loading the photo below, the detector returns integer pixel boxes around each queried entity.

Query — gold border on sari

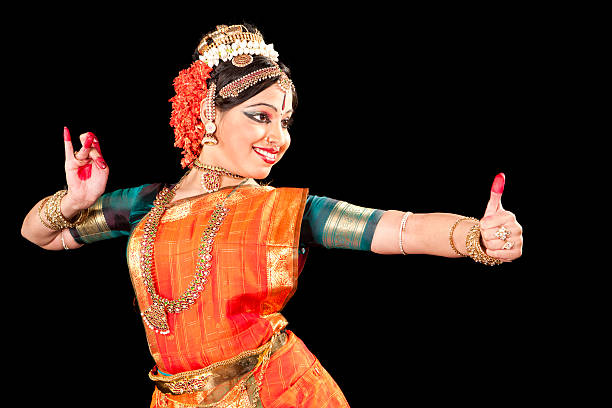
[74,198,110,243]
[321,201,376,249]
[150,331,286,406]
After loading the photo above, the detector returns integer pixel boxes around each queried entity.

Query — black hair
[193,24,297,113]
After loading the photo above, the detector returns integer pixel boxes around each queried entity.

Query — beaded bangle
[38,197,55,230]
[449,217,478,257]
[465,224,503,266]
[399,211,412,255]
[38,190,89,231]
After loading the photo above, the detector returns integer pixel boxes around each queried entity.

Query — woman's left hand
[479,173,523,262]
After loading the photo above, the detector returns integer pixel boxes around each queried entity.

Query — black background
[7,5,569,407]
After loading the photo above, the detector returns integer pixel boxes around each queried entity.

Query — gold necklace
[140,179,248,335]
[191,159,245,193]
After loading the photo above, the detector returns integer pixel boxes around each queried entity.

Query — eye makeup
[243,110,271,123]
[243,110,293,129]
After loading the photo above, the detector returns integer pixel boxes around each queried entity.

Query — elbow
[20,221,34,243]
[20,221,56,250]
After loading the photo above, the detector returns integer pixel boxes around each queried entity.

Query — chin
[249,166,273,180]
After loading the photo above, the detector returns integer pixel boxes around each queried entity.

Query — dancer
[22,24,523,407]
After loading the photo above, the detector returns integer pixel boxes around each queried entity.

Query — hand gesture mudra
[63,127,109,210]
[480,173,523,262]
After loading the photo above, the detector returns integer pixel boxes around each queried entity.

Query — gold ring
[495,226,511,241]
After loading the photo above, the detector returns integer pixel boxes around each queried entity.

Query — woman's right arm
[21,127,109,250]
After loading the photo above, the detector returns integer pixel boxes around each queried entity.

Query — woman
[21,24,523,407]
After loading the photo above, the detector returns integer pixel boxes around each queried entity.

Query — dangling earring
[201,82,218,145]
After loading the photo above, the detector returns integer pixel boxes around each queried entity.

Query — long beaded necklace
[192,158,244,193]
[140,176,248,334]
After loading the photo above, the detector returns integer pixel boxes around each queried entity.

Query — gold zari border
[321,201,376,249]
[149,332,287,401]
[74,198,110,243]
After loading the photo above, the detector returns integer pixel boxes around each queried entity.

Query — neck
[173,166,256,202]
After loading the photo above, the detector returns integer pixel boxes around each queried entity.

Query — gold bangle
[38,197,56,230]
[449,217,478,257]
[40,190,89,231]
[465,223,503,266]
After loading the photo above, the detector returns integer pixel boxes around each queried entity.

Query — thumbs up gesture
[479,173,523,262]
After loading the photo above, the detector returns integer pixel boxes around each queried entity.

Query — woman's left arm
[371,174,523,263]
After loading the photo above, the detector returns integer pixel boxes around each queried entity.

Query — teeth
[253,147,276,160]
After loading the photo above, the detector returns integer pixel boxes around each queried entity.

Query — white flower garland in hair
[199,40,280,68]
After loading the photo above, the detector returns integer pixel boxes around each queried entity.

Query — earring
[201,83,218,145]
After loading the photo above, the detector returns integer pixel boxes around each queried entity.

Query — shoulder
[263,186,309,202]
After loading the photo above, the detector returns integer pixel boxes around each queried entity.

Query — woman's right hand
[63,126,109,212]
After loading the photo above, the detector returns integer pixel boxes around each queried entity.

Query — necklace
[140,178,248,334]
[191,159,244,193]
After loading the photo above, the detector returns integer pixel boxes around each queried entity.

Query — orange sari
[127,185,349,407]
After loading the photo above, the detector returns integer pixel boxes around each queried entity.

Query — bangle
[60,229,70,250]
[465,223,503,266]
[449,217,478,257]
[399,211,412,255]
[38,197,55,230]
[38,190,89,231]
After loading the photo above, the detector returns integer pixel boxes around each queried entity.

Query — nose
[265,120,289,149]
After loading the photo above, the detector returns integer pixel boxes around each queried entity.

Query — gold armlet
[465,224,503,266]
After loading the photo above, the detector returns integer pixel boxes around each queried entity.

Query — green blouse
[69,184,384,251]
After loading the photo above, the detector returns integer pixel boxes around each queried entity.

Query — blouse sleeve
[68,183,162,244]
[300,195,385,251]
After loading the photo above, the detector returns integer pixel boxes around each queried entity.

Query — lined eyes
[245,112,293,129]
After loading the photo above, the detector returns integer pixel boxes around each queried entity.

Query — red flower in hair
[169,60,213,168]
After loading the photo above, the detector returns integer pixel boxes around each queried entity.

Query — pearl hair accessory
[197,25,279,69]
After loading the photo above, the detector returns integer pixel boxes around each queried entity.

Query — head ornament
[197,25,279,69]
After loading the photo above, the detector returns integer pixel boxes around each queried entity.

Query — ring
[502,241,514,250]
[495,226,511,241]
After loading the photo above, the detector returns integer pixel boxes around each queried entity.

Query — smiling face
[200,83,294,180]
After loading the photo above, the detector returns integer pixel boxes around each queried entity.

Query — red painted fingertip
[95,157,107,169]
[83,133,95,149]
[93,138,101,154]
[64,127,71,141]
[491,173,505,194]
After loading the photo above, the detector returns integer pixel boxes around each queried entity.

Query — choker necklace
[191,159,245,193]
[140,178,248,334]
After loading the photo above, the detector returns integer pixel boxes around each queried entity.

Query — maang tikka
[201,82,218,146]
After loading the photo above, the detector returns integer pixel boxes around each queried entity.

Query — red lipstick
[252,146,278,164]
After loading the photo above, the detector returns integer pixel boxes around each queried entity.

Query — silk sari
[70,183,383,407]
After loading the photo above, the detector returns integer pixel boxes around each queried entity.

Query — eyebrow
[245,103,293,115]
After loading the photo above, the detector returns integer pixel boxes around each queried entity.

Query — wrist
[60,193,84,219]
[449,217,479,257]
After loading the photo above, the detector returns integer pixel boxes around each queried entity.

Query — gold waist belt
[149,331,287,399]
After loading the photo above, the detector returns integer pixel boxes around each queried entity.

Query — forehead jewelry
[218,63,294,99]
